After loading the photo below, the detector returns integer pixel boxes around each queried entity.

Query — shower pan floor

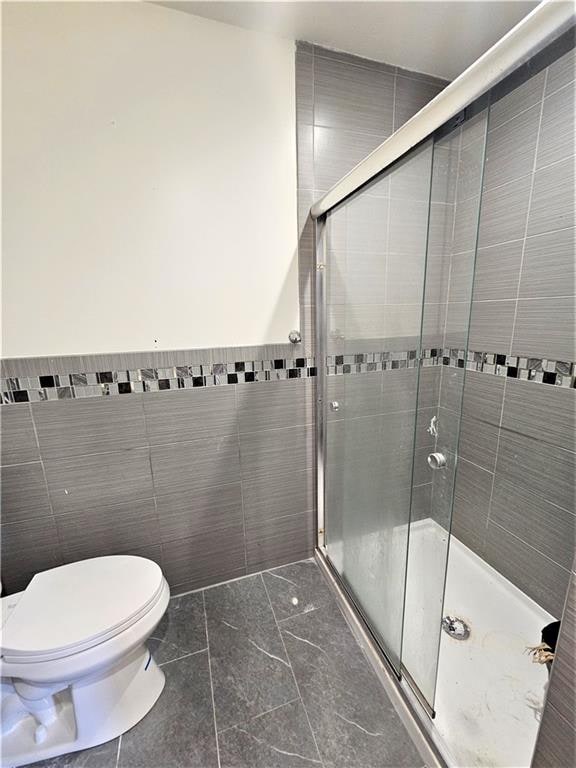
[32,559,425,768]
[415,520,553,768]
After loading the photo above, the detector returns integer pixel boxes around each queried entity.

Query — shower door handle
[329,401,340,412]
[427,452,447,469]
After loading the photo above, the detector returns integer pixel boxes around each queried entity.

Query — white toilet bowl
[0,555,170,767]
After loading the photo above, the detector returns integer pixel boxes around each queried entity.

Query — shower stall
[312,5,575,767]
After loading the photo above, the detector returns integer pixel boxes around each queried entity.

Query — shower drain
[442,615,471,640]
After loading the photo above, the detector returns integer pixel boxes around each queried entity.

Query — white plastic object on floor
[0,556,170,767]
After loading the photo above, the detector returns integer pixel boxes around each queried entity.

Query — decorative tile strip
[0,358,317,404]
[326,349,420,376]
[427,348,575,388]
[326,348,575,389]
[2,349,574,404]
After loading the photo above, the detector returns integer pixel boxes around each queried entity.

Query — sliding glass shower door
[320,107,487,706]
[322,140,435,672]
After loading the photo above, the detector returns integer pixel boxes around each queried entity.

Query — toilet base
[1,644,165,767]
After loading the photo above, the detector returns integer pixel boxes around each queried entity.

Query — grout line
[483,376,508,545]
[203,590,222,768]
[27,402,67,557]
[260,574,326,767]
[508,66,549,360]
[435,122,463,412]
[234,386,248,574]
[157,647,208,667]
[115,734,122,768]
[471,294,576,303]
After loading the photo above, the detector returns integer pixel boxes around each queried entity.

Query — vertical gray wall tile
[527,159,575,237]
[45,448,154,513]
[511,296,575,361]
[483,522,570,617]
[162,524,246,591]
[501,378,575,452]
[477,175,532,248]
[314,126,383,191]
[314,54,394,134]
[239,424,313,479]
[482,103,540,191]
[491,476,575,569]
[468,299,516,352]
[394,75,444,130]
[451,458,492,555]
[496,431,575,514]
[519,227,575,299]
[143,387,237,445]
[1,405,39,465]
[157,482,243,543]
[32,395,147,458]
[489,69,545,130]
[544,45,576,96]
[295,48,313,125]
[1,462,52,524]
[237,378,314,433]
[536,84,575,168]
[1,517,63,593]
[56,498,160,562]
[151,436,240,496]
[473,240,523,301]
[242,467,314,526]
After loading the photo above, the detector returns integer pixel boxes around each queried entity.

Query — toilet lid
[1,556,164,661]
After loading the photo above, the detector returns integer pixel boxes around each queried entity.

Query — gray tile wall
[0,43,447,595]
[296,42,448,359]
[0,382,316,594]
[449,44,576,618]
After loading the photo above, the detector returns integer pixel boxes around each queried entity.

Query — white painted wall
[2,2,299,358]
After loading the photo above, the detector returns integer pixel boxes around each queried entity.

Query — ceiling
[156,1,540,80]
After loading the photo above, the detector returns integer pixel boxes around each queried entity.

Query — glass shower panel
[401,108,489,707]
[324,141,434,671]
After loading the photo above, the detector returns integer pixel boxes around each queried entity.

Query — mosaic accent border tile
[0,358,317,404]
[327,348,576,388]
[1,349,574,404]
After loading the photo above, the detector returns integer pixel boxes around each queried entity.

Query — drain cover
[442,615,471,640]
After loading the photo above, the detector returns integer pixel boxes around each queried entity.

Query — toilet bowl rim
[1,577,170,665]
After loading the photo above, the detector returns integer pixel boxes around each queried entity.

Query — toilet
[0,555,170,767]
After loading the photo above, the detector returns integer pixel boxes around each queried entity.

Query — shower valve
[427,452,447,469]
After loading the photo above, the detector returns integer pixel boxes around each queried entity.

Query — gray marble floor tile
[148,591,207,665]
[263,559,336,622]
[218,699,321,768]
[118,651,218,768]
[204,575,298,732]
[32,738,119,767]
[281,602,422,768]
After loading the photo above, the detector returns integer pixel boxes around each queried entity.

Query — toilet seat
[1,556,164,664]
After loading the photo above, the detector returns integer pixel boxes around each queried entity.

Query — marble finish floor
[35,559,425,768]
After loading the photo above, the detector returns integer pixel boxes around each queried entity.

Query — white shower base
[406,519,553,768]
[327,518,553,767]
